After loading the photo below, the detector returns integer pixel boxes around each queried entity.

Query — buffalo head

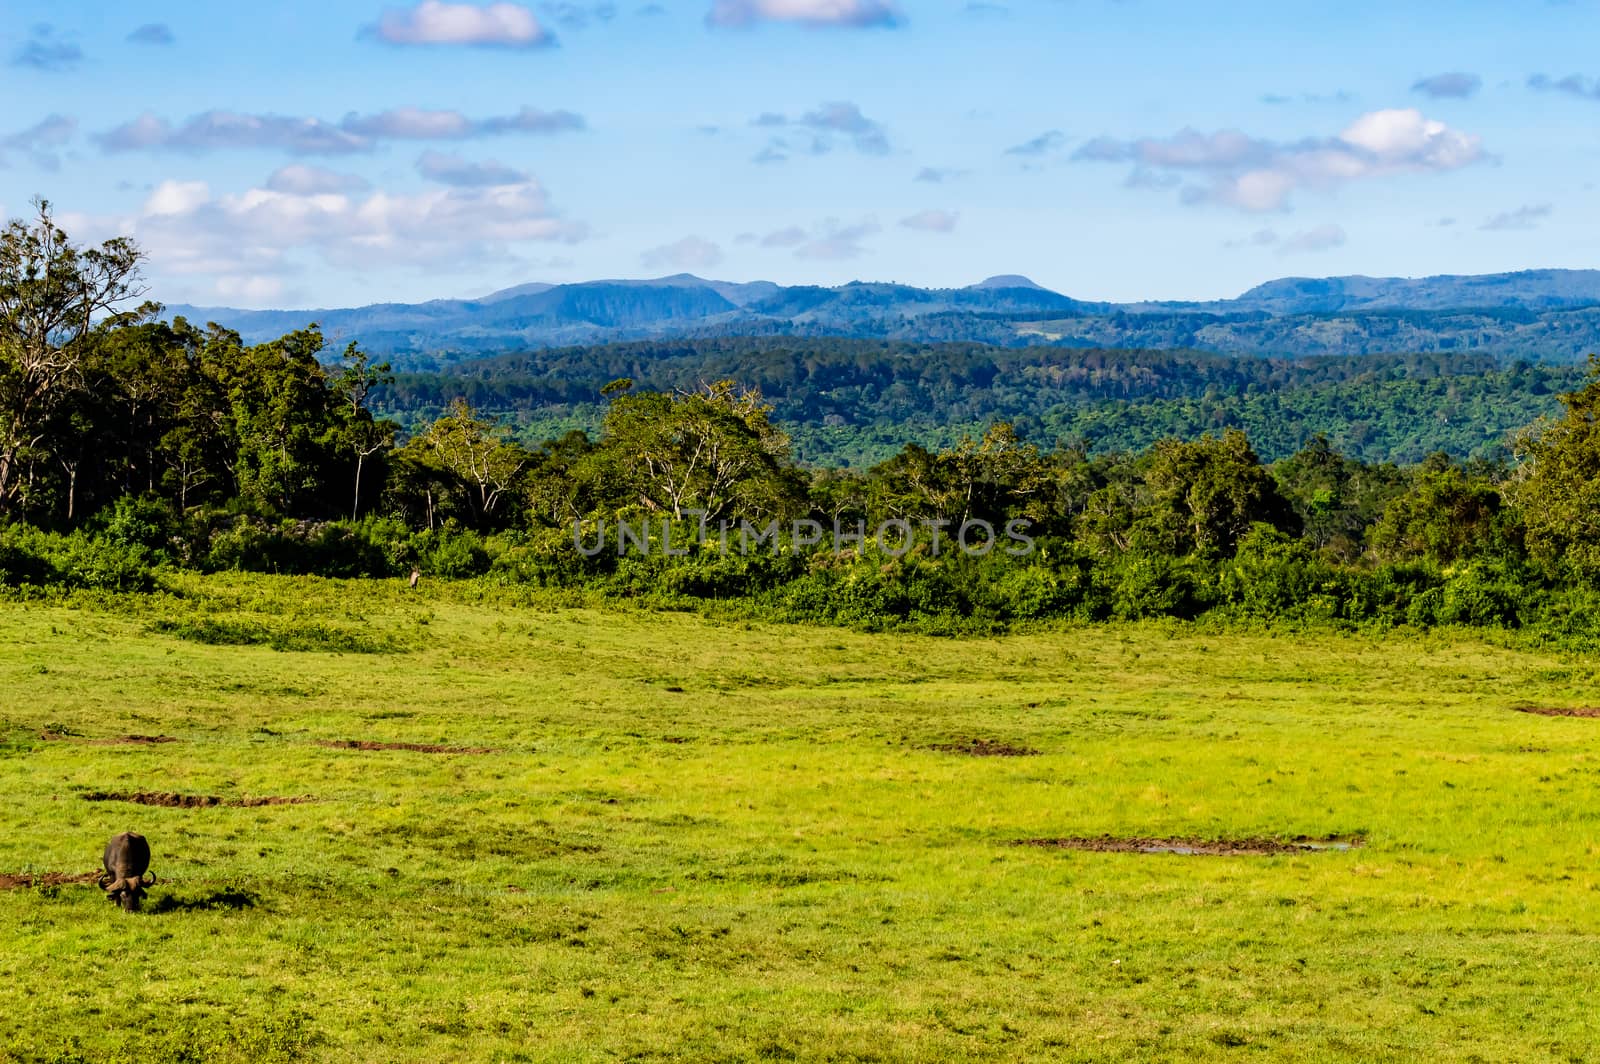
[99,831,155,912]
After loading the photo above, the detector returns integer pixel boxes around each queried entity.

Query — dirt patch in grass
[316,739,497,754]
[41,732,178,746]
[930,737,1039,757]
[1017,834,1363,856]
[0,872,101,890]
[82,791,314,808]
[1514,705,1600,718]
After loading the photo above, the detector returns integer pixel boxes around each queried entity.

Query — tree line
[7,202,1600,639]
[379,337,1581,467]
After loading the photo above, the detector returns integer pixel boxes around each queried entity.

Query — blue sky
[2,0,1597,307]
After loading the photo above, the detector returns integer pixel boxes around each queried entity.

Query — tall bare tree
[330,341,396,521]
[0,199,148,515]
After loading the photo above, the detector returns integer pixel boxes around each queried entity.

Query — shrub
[1437,562,1527,628]
[96,495,181,564]
[0,522,57,587]
[0,524,155,591]
[418,527,491,578]
[1103,553,1207,621]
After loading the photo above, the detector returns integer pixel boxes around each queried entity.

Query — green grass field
[3,575,1599,1062]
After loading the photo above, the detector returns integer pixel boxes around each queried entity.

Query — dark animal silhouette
[98,832,155,912]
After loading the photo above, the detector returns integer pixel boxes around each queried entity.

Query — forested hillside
[170,270,1600,363]
[379,339,1583,466]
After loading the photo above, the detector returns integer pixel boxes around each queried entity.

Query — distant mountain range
[166,268,1600,367]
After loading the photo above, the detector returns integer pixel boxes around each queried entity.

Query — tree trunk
[352,452,364,522]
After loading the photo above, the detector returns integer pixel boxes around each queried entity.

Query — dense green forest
[380,340,1582,467]
[10,203,1600,641]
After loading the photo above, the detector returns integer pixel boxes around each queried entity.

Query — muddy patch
[930,737,1039,757]
[41,732,178,746]
[0,872,100,890]
[1017,834,1363,856]
[316,739,496,754]
[1514,706,1600,718]
[82,791,314,808]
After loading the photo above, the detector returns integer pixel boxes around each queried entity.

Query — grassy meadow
[2,575,1600,1061]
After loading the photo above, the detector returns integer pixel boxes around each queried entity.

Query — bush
[985,565,1074,621]
[417,527,491,578]
[0,522,57,586]
[1345,564,1440,628]
[1103,553,1208,621]
[304,520,398,578]
[1219,524,1344,621]
[148,617,403,654]
[0,523,155,591]
[202,517,282,573]
[1437,562,1528,627]
[96,495,181,564]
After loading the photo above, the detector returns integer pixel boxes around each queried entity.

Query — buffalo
[98,832,156,912]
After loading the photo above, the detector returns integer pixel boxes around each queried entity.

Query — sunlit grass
[2,573,1598,1061]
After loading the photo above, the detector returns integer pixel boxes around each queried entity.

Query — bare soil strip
[930,737,1040,757]
[40,733,178,745]
[81,791,313,808]
[0,872,100,890]
[315,739,497,754]
[1017,835,1363,856]
[1515,706,1600,718]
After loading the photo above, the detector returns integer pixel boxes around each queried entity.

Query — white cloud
[749,101,889,161]
[1479,204,1552,231]
[369,1,555,46]
[1005,130,1065,157]
[794,218,879,260]
[124,173,584,303]
[799,102,888,153]
[1339,109,1480,168]
[1412,72,1481,99]
[98,112,371,155]
[1277,223,1346,255]
[265,165,370,195]
[707,0,902,27]
[758,226,807,248]
[127,23,176,46]
[1223,228,1280,249]
[899,209,957,233]
[416,151,530,186]
[749,219,877,257]
[12,26,84,72]
[343,108,478,139]
[97,106,583,155]
[1074,109,1485,212]
[640,235,724,271]
[542,2,618,30]
[1528,74,1600,101]
[1,113,76,169]
[144,180,211,216]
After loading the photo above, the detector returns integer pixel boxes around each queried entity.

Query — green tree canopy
[1135,429,1298,557]
[1513,355,1600,576]
[598,380,801,522]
